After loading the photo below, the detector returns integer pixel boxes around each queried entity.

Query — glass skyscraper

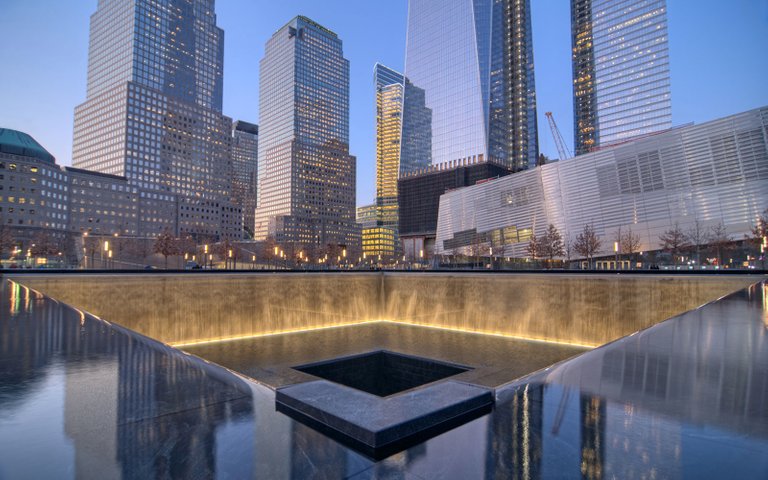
[374,64,404,214]
[72,0,235,239]
[254,16,358,250]
[572,0,672,155]
[231,121,259,237]
[402,0,539,172]
[363,64,407,261]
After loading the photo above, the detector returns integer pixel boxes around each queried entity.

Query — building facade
[357,202,397,262]
[254,16,359,251]
[572,0,672,155]
[231,121,259,237]
[0,129,146,255]
[72,0,237,239]
[366,64,407,261]
[0,129,69,238]
[435,107,768,259]
[399,162,513,260]
[403,0,538,171]
[374,64,404,230]
[66,167,139,236]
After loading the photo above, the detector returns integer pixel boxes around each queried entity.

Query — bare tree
[538,224,565,268]
[659,222,689,266]
[122,237,151,263]
[709,222,732,267]
[564,233,573,267]
[573,224,602,269]
[611,227,625,266]
[749,208,768,245]
[153,229,179,269]
[685,219,709,266]
[215,237,234,269]
[83,234,101,268]
[750,208,768,269]
[178,235,196,260]
[525,235,541,267]
[620,227,642,269]
[263,236,278,268]
[467,235,485,268]
[0,222,14,258]
[30,230,59,257]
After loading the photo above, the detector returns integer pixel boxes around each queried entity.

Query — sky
[0,1,767,207]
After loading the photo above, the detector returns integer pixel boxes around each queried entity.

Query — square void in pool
[294,350,471,397]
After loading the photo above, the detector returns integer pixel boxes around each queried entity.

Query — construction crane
[545,112,572,161]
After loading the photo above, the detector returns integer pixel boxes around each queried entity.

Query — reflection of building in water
[2,281,254,479]
[65,360,120,479]
[284,402,429,477]
[580,396,605,479]
[1,282,120,407]
[289,424,353,478]
[596,312,768,437]
[602,402,682,479]
[115,341,252,478]
[486,383,543,479]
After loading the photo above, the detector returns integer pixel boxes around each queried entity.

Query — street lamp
[614,241,619,270]
[102,239,110,269]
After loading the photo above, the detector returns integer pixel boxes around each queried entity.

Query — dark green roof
[0,128,55,163]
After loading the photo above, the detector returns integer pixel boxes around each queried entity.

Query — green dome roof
[0,128,55,163]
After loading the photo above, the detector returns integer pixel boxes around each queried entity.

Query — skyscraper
[72,0,235,239]
[254,16,358,251]
[231,121,259,237]
[572,0,671,155]
[402,0,539,172]
[367,64,405,261]
[374,63,404,224]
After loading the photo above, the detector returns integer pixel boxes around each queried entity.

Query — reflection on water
[11,273,756,347]
[0,281,253,480]
[1,278,768,478]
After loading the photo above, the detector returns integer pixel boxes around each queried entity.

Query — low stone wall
[9,272,757,347]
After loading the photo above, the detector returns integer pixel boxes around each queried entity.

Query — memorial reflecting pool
[0,273,766,478]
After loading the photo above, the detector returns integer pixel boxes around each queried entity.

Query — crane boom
[545,112,572,160]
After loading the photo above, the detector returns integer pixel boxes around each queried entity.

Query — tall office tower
[254,16,358,250]
[402,0,538,171]
[231,121,259,237]
[571,0,671,155]
[72,0,235,239]
[368,64,405,261]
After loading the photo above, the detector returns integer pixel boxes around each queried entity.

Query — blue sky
[0,1,766,206]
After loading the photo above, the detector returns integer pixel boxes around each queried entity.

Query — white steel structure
[436,107,768,258]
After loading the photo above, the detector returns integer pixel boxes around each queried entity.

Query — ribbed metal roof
[0,128,55,163]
